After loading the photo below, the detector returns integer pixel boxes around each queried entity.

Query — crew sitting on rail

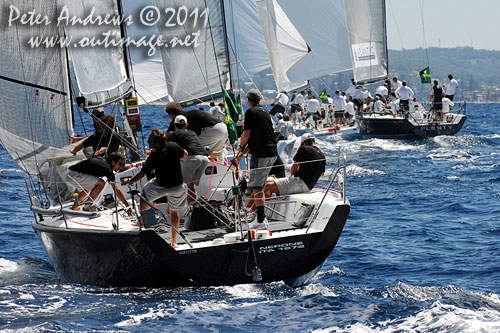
[263,133,325,199]
[122,129,187,248]
[65,152,130,212]
[168,115,210,204]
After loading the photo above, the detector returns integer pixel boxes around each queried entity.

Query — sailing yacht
[0,0,350,286]
[344,0,466,138]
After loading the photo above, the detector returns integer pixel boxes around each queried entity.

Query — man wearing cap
[70,114,123,158]
[168,115,210,203]
[165,102,228,159]
[234,89,277,230]
[263,133,325,200]
[122,128,188,248]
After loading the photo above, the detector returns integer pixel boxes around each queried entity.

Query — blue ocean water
[0,103,499,331]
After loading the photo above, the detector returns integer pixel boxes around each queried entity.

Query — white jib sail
[276,0,353,82]
[256,0,309,92]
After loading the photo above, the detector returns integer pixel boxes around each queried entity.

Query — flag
[225,109,238,144]
[419,67,431,83]
[319,89,329,103]
[223,88,240,122]
[235,94,242,114]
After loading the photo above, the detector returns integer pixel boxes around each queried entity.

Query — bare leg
[187,182,196,204]
[169,209,180,248]
[263,180,279,200]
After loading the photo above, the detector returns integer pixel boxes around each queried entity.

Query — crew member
[168,115,210,204]
[375,83,389,103]
[165,102,228,159]
[332,90,346,125]
[395,81,414,117]
[290,90,306,124]
[66,152,129,211]
[122,129,187,248]
[263,133,325,199]
[430,80,444,121]
[305,95,321,128]
[70,115,122,158]
[443,73,458,101]
[270,90,289,116]
[234,89,277,230]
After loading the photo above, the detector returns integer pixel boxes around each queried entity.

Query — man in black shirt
[430,80,443,121]
[264,133,325,199]
[66,151,130,211]
[234,89,277,230]
[168,115,210,203]
[70,115,122,158]
[165,102,228,159]
[122,129,187,247]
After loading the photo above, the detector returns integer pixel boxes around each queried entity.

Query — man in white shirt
[375,83,389,102]
[332,90,346,125]
[391,77,403,97]
[395,81,414,117]
[345,78,357,97]
[270,90,289,115]
[387,99,400,118]
[290,91,306,124]
[345,97,356,125]
[441,97,455,121]
[305,95,321,128]
[443,74,458,101]
[373,96,386,114]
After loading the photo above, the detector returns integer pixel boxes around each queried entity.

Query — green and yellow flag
[419,67,431,83]
[222,88,239,144]
[319,89,329,103]
[223,88,240,123]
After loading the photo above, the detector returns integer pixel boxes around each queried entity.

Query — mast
[382,0,389,78]
[220,0,233,92]
[116,0,131,81]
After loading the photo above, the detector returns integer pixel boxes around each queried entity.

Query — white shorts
[143,180,187,211]
[65,169,99,191]
[274,176,310,196]
[182,155,210,185]
[199,122,228,153]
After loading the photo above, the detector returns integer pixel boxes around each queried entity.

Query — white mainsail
[0,0,74,175]
[344,0,388,83]
[256,0,309,92]
[276,0,353,83]
[153,0,230,105]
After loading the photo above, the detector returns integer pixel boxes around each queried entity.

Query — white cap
[277,113,284,119]
[300,132,315,144]
[174,115,187,125]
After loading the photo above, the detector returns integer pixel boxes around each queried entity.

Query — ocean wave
[347,165,386,177]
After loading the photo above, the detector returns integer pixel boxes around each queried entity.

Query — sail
[344,0,388,83]
[121,0,169,105]
[0,0,74,174]
[153,0,230,105]
[224,0,271,80]
[61,0,129,97]
[256,0,309,92]
[276,0,353,82]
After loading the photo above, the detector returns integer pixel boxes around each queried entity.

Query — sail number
[140,6,208,29]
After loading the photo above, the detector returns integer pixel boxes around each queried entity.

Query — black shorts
[290,104,302,113]
[445,94,454,101]
[269,104,285,116]
[400,100,409,112]
[334,110,345,119]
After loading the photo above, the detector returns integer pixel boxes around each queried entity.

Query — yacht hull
[33,204,349,287]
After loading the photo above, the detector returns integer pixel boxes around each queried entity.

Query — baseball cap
[300,132,315,143]
[174,115,187,125]
[276,113,284,119]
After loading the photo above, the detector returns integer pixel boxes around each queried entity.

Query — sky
[386,0,500,51]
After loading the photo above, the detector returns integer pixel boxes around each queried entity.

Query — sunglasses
[117,160,125,167]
